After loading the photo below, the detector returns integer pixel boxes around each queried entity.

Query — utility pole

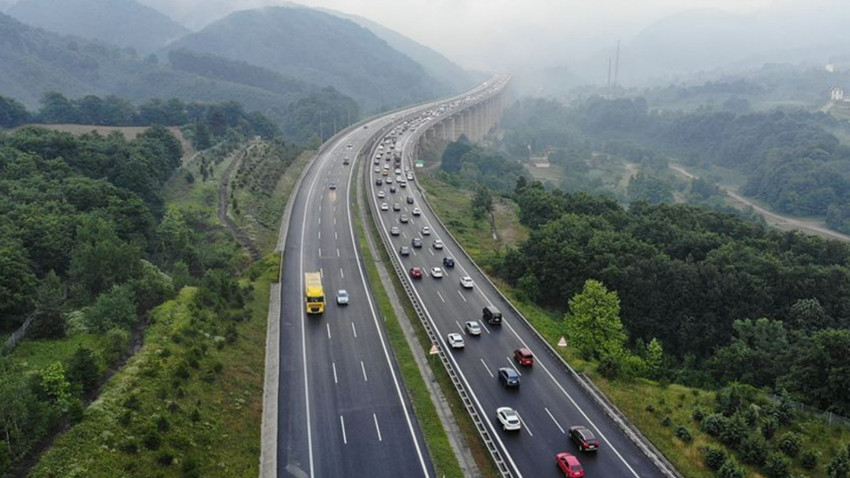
[613,40,620,89]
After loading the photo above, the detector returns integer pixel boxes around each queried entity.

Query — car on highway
[400,246,410,256]
[390,226,400,236]
[514,348,534,367]
[556,453,585,478]
[394,168,402,175]
[390,185,397,193]
[409,267,423,279]
[396,175,403,182]
[496,407,521,431]
[374,165,380,171]
[407,173,414,181]
[569,426,600,452]
[378,190,385,198]
[336,290,349,305]
[433,239,444,250]
[346,142,353,149]
[443,257,455,268]
[464,321,481,335]
[412,237,423,248]
[381,203,389,211]
[393,203,401,211]
[406,196,415,204]
[385,177,392,184]
[412,207,422,216]
[498,367,520,388]
[447,333,465,349]
[459,276,474,288]
[400,215,409,223]
[422,226,431,235]
[430,267,443,278]
[343,156,350,165]
[329,181,337,190]
[375,178,382,186]
[399,180,407,188]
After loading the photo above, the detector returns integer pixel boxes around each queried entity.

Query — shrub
[143,429,162,450]
[740,434,768,466]
[718,413,748,448]
[104,327,131,365]
[675,426,692,443]
[764,452,791,478]
[119,440,139,454]
[800,450,819,470]
[704,446,727,470]
[777,432,802,458]
[157,451,175,466]
[761,416,778,440]
[661,416,672,427]
[717,458,746,478]
[700,413,728,437]
[122,394,140,410]
[691,406,706,422]
[85,285,137,332]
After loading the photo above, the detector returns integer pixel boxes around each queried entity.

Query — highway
[276,112,435,477]
[365,91,666,477]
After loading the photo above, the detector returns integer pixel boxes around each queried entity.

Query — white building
[830,87,844,101]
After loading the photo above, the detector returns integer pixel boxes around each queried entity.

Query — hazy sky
[138,0,777,69]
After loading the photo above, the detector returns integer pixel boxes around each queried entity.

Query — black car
[443,257,455,268]
[569,425,600,452]
[407,196,415,204]
[390,185,397,193]
[375,178,383,186]
[498,367,520,388]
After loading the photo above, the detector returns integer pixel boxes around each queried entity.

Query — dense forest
[501,97,850,233]
[493,180,850,414]
[0,95,293,473]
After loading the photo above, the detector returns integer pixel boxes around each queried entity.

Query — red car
[514,348,534,367]
[556,452,585,477]
[409,267,423,279]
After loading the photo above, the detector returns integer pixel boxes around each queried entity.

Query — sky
[137,0,777,69]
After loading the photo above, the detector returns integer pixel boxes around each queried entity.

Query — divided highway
[365,92,668,476]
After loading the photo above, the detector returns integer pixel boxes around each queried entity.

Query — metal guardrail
[359,103,515,477]
[407,85,683,478]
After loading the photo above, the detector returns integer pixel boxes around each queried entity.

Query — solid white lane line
[351,322,357,338]
[373,413,383,442]
[332,362,338,384]
[457,290,467,302]
[340,415,347,444]
[327,323,331,340]
[545,407,565,434]
[480,358,494,378]
[361,361,368,382]
[437,291,446,303]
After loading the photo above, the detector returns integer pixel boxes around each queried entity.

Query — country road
[669,164,850,243]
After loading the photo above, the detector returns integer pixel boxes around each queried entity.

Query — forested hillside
[164,6,448,112]
[500,97,850,233]
[7,0,187,54]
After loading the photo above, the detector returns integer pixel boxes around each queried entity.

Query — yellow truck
[304,272,325,314]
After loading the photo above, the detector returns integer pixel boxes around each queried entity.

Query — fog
[136,0,772,69]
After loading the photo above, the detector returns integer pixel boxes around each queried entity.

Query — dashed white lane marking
[340,415,347,444]
[545,407,565,434]
[480,358,494,377]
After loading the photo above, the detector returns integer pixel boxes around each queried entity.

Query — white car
[496,407,521,431]
[336,290,349,305]
[465,321,481,336]
[447,333,465,349]
[374,166,380,172]
[433,240,444,250]
[407,173,413,181]
[378,191,385,199]
[422,226,431,235]
[381,203,389,211]
[412,207,422,216]
[430,267,444,278]
[460,276,474,289]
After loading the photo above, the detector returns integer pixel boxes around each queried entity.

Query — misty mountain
[164,6,449,112]
[319,9,480,94]
[0,11,332,126]
[7,0,188,54]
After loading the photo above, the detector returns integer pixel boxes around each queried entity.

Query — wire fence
[1,315,34,355]
[768,394,850,429]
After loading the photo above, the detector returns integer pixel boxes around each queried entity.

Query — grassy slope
[417,172,850,478]
[26,140,310,476]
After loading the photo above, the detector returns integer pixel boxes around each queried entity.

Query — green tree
[85,285,137,333]
[27,270,67,339]
[69,215,141,298]
[565,279,626,359]
[0,95,30,128]
[645,337,664,379]
[0,237,37,328]
[66,347,99,395]
[471,186,494,220]
[827,443,850,478]
[780,329,850,413]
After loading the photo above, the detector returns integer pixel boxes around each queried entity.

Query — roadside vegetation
[418,139,850,478]
[0,95,306,477]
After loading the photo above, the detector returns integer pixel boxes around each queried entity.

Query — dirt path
[669,164,850,242]
[219,143,262,260]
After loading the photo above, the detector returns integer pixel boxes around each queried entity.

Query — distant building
[826,64,836,73]
[830,87,845,101]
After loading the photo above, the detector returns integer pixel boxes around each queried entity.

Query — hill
[7,0,188,54]
[164,6,449,112]
[0,11,355,139]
